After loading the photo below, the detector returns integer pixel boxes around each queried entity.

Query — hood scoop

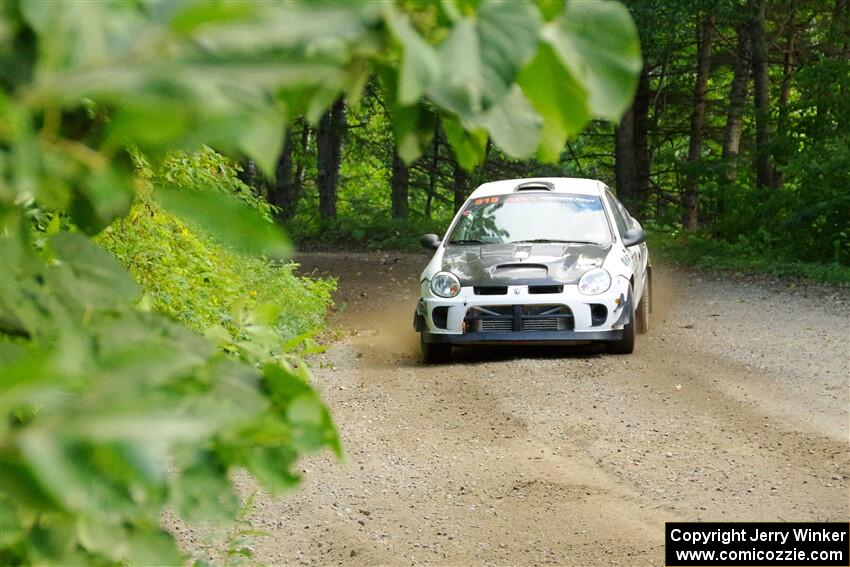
[493,263,548,279]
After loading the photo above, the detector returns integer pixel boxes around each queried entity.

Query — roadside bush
[648,229,850,285]
[99,149,335,345]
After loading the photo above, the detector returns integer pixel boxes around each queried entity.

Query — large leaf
[235,104,287,178]
[170,451,239,523]
[518,42,590,162]
[384,6,440,105]
[377,65,436,164]
[442,114,488,170]
[428,0,541,117]
[21,1,146,75]
[52,232,141,305]
[428,20,482,116]
[157,187,291,257]
[476,0,542,108]
[545,0,641,120]
[477,85,542,158]
[68,168,135,235]
[183,2,383,52]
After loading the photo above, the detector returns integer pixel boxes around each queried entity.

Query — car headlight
[430,272,461,298]
[578,268,611,295]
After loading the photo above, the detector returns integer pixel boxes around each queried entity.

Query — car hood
[441,243,611,286]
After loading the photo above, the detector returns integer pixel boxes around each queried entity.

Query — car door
[604,190,647,302]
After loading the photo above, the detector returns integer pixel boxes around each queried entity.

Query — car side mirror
[420,233,441,250]
[622,227,647,247]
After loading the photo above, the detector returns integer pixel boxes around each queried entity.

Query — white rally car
[414,178,651,363]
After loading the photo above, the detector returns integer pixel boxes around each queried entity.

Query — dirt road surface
[178,252,849,566]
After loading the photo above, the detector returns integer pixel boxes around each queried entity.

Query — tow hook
[613,292,625,312]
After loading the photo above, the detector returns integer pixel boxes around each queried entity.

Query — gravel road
[177,252,849,566]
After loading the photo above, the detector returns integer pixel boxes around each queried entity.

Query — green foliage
[1,214,340,565]
[99,149,334,343]
[648,230,850,285]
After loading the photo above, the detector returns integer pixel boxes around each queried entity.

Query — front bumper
[415,278,631,346]
[422,329,623,345]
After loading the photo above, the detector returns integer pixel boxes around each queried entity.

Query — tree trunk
[682,13,715,230]
[295,123,309,199]
[773,0,797,189]
[721,22,751,185]
[424,125,440,219]
[633,68,652,215]
[271,120,310,222]
[615,67,650,218]
[317,97,346,220]
[390,152,409,219]
[271,125,293,219]
[750,0,773,188]
[614,105,637,210]
[453,162,468,212]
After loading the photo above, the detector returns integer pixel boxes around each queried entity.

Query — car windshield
[447,193,612,245]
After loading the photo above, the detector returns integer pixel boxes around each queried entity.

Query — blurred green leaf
[157,187,291,257]
[518,42,590,162]
[170,451,239,523]
[68,168,135,235]
[235,104,286,178]
[169,2,259,34]
[428,0,541,116]
[124,527,183,567]
[545,0,641,120]
[442,114,488,170]
[476,0,541,108]
[52,232,140,304]
[477,85,541,158]
[536,0,565,21]
[76,516,128,560]
[428,20,481,116]
[244,445,300,494]
[385,7,440,106]
[378,65,436,163]
[0,495,25,548]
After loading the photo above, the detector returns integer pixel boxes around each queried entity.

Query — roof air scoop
[514,180,554,192]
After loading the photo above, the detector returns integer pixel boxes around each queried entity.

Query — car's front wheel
[635,278,650,335]
[608,287,636,355]
[421,333,452,364]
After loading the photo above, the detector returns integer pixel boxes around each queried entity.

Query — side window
[605,191,630,238]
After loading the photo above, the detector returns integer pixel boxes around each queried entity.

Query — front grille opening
[431,306,449,329]
[522,318,561,331]
[590,304,608,326]
[474,286,508,295]
[464,304,574,333]
[528,285,563,294]
[480,319,513,332]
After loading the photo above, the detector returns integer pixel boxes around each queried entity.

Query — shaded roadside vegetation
[648,232,850,285]
[99,148,335,343]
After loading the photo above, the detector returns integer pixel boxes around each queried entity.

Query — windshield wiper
[508,239,601,245]
[448,238,492,245]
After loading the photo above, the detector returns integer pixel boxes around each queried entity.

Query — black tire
[608,287,636,355]
[635,279,650,335]
[421,333,452,364]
